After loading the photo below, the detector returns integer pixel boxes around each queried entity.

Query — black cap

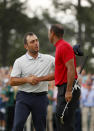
[73,44,84,56]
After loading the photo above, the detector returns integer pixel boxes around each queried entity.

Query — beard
[29,48,39,55]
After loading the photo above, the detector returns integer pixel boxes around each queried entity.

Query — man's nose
[35,42,39,47]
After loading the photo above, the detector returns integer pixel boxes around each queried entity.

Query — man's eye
[32,40,35,43]
[30,40,35,43]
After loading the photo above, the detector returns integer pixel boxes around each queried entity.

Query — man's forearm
[38,72,55,82]
[10,73,55,86]
[67,69,75,92]
[10,77,27,86]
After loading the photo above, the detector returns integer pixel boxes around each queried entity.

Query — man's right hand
[26,76,39,85]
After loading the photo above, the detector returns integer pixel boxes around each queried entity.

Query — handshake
[10,72,54,86]
[26,75,41,85]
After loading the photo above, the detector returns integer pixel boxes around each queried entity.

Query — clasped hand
[26,75,40,85]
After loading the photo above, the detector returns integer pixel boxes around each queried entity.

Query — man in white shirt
[10,32,55,131]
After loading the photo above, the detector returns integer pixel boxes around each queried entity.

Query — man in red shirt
[48,24,80,131]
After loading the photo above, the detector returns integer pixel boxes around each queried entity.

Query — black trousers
[12,91,48,131]
[56,83,81,131]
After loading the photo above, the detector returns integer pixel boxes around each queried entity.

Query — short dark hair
[24,32,35,44]
[50,24,64,37]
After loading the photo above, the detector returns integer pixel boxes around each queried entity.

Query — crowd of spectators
[0,67,16,131]
[0,66,94,131]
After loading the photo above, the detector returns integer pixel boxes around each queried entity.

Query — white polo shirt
[11,52,55,93]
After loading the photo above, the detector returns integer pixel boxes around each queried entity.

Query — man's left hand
[65,91,72,102]
[28,75,40,85]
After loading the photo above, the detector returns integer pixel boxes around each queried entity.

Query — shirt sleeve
[61,44,74,64]
[10,59,22,77]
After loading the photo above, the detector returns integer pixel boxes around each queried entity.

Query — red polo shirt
[55,39,77,86]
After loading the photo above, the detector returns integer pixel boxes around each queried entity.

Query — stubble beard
[29,49,39,55]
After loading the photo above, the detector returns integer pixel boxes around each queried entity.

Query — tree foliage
[0,0,94,73]
[52,0,94,72]
[0,0,56,66]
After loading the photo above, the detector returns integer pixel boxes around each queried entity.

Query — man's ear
[24,44,28,50]
[51,30,55,36]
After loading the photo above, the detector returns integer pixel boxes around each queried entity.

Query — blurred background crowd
[0,66,94,131]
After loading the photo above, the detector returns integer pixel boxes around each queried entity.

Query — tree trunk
[0,0,9,66]
[0,27,9,66]
[77,0,82,45]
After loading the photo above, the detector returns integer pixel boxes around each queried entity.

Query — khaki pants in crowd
[82,107,94,131]
[47,105,53,131]
[25,114,35,131]
[25,114,31,131]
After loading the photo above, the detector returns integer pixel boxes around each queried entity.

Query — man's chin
[34,50,39,54]
[29,50,38,54]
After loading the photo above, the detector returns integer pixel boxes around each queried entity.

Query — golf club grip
[79,56,88,74]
